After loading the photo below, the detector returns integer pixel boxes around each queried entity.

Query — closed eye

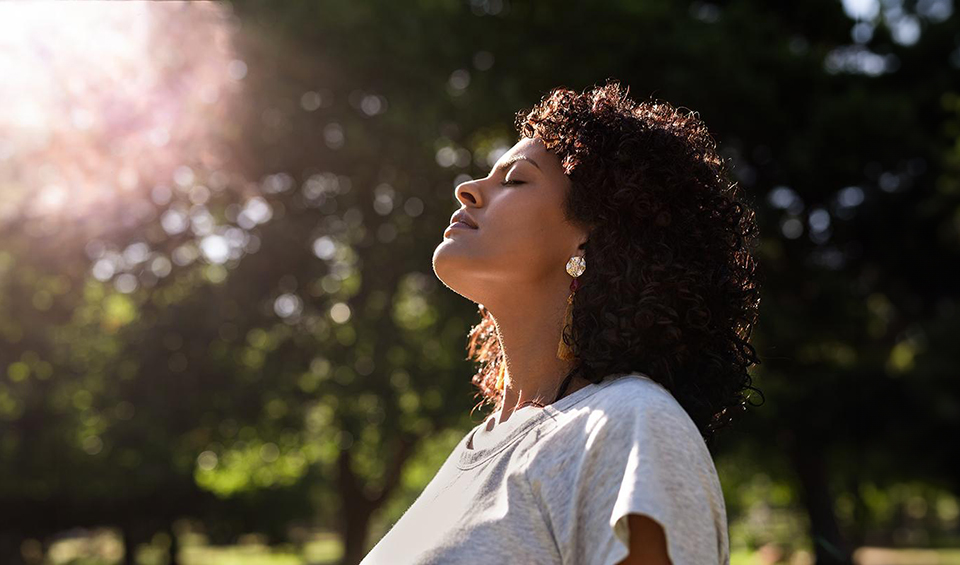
[501,179,524,186]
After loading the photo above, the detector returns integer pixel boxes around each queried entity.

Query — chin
[432,245,483,304]
[432,244,462,289]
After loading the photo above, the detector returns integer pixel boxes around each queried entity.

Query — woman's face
[432,136,589,306]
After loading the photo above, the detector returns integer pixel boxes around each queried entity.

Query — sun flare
[0,0,244,233]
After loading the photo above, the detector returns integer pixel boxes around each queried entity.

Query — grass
[40,529,960,565]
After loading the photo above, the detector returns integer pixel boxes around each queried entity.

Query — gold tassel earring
[557,255,586,360]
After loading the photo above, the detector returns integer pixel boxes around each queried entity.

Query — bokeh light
[0,0,243,236]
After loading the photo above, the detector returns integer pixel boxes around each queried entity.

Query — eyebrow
[491,155,541,176]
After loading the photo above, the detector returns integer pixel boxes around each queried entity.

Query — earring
[557,255,585,360]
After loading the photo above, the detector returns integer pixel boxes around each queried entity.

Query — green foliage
[1,0,959,562]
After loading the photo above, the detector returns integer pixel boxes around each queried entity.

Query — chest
[361,451,561,564]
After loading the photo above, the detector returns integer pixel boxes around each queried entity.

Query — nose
[455,178,481,207]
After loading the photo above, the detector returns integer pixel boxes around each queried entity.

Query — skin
[617,514,673,565]
[432,136,593,427]
[433,136,673,564]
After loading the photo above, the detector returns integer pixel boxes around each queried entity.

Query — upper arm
[615,513,673,565]
[526,380,727,565]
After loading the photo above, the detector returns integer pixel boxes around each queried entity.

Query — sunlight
[0,0,242,233]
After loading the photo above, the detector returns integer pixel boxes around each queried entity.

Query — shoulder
[521,373,730,564]
[525,373,709,467]
[571,373,698,438]
[590,373,683,415]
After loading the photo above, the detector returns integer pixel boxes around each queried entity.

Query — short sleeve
[527,381,729,565]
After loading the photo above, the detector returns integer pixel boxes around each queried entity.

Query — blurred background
[0,0,958,564]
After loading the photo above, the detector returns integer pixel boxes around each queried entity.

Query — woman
[360,79,763,565]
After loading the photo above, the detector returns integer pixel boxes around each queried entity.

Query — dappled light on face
[0,1,242,231]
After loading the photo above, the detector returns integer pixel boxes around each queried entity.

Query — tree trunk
[168,523,181,565]
[122,527,137,565]
[340,499,376,565]
[786,431,854,565]
[337,434,416,565]
[337,447,379,565]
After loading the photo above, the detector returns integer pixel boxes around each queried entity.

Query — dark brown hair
[466,79,764,447]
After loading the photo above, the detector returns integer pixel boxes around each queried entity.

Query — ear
[578,226,594,250]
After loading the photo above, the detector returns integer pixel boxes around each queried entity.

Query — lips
[449,209,478,229]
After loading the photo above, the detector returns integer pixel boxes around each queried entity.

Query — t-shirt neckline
[457,373,625,469]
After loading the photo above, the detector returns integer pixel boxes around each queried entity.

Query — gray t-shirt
[361,372,730,564]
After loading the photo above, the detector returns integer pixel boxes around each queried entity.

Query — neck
[485,277,580,426]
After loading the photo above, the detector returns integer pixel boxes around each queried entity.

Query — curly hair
[466,79,764,448]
